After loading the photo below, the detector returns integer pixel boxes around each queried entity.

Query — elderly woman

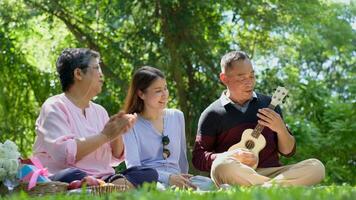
[33,48,157,188]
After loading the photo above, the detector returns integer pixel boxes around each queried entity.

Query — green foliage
[0,0,355,185]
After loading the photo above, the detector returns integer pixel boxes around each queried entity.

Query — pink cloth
[21,157,49,190]
[33,93,123,178]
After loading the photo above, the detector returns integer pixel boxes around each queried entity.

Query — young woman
[122,66,199,189]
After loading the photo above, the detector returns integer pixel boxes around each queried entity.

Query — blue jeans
[49,168,87,183]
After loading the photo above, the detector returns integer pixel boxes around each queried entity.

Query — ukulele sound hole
[245,140,255,149]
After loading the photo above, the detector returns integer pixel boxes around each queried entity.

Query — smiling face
[220,59,256,105]
[138,78,169,111]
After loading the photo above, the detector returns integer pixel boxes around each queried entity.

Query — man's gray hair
[220,50,249,73]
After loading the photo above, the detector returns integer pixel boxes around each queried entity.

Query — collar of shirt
[61,93,92,115]
[220,90,257,113]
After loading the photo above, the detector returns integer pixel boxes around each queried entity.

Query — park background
[0,0,355,187]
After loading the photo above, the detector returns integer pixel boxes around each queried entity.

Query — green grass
[1,185,355,200]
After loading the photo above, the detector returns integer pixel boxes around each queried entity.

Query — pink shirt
[33,93,122,178]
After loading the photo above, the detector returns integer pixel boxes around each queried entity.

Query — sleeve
[177,111,189,174]
[157,171,172,185]
[35,101,77,165]
[275,105,296,157]
[111,147,124,166]
[122,128,142,168]
[192,109,220,172]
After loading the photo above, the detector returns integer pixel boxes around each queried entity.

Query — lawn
[1,185,355,200]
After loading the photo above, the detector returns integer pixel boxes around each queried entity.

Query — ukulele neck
[252,104,276,138]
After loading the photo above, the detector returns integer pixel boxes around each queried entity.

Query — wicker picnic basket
[20,181,68,196]
[66,184,129,196]
[88,184,129,195]
[0,181,68,196]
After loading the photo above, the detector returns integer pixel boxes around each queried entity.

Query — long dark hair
[124,66,165,114]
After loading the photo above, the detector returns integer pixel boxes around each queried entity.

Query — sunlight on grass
[1,185,355,200]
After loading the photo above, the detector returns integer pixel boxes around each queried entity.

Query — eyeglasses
[89,64,102,73]
[162,135,170,159]
[226,73,255,83]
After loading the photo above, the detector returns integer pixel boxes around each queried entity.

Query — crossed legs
[211,155,325,187]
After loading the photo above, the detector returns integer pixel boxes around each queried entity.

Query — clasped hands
[101,111,137,141]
